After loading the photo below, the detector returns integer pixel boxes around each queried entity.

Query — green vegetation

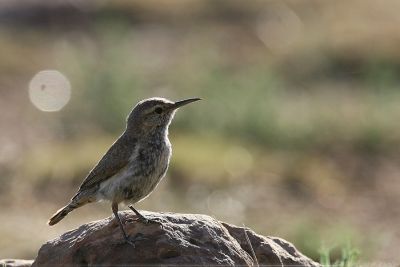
[320,243,360,267]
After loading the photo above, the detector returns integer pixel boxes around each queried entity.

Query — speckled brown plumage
[48,97,201,245]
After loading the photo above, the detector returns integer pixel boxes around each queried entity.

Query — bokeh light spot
[29,70,71,112]
[223,146,253,177]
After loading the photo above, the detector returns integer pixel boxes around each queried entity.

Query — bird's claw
[127,205,163,226]
[124,237,136,247]
[125,216,162,228]
[124,233,147,247]
[125,218,135,224]
[135,217,163,226]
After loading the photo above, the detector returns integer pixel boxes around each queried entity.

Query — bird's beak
[170,98,201,110]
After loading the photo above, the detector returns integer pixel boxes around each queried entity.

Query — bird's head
[126,97,201,135]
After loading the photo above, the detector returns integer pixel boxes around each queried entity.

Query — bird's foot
[128,205,163,226]
[136,216,162,225]
[125,216,162,227]
[125,218,135,224]
[123,233,147,247]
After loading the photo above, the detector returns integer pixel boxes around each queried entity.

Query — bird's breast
[97,137,171,203]
[134,138,171,178]
[126,138,171,202]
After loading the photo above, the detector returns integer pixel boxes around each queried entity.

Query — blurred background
[1,0,399,263]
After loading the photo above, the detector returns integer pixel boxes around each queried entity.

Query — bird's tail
[48,199,86,226]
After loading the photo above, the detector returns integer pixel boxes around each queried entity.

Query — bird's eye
[154,107,163,114]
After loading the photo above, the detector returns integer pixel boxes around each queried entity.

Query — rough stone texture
[0,259,33,267]
[222,222,319,266]
[32,211,319,266]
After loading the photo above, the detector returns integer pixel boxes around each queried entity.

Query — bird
[48,97,201,245]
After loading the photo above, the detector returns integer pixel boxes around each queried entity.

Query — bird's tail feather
[48,201,82,226]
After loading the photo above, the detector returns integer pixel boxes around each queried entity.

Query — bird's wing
[78,134,136,191]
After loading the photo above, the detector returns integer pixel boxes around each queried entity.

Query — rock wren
[48,97,201,244]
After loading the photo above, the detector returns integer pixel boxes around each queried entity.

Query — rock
[32,211,319,266]
[0,259,33,267]
[222,222,319,266]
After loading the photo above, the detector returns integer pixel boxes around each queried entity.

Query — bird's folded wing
[78,135,136,191]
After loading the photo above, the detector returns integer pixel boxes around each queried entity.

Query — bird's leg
[128,205,161,225]
[112,202,144,246]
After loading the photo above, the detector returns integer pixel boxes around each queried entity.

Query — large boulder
[32,211,319,266]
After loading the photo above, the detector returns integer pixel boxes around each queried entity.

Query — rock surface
[32,211,319,266]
